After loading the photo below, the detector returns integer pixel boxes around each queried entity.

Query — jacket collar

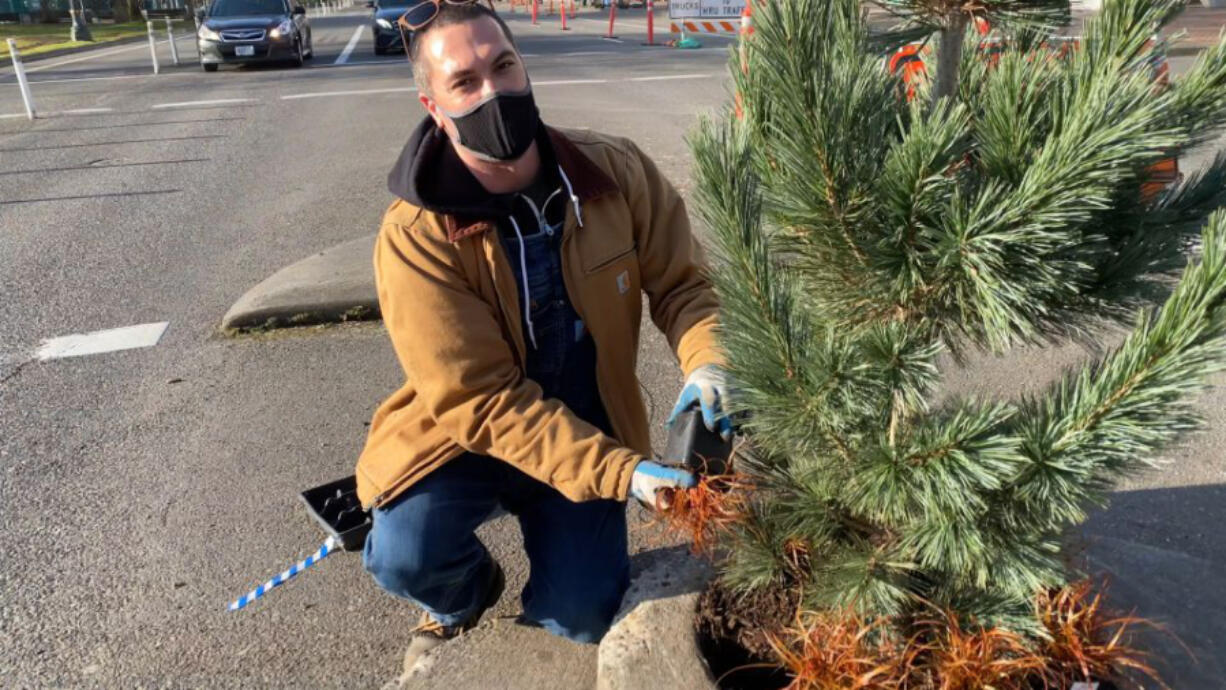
[444,126,620,243]
[545,127,620,202]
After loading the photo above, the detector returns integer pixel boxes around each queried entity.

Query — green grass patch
[0,21,163,60]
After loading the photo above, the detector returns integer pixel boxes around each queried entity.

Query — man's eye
[497,60,515,70]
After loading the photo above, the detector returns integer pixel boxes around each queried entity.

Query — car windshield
[209,0,287,16]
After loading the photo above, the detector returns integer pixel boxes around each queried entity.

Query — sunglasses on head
[396,0,495,57]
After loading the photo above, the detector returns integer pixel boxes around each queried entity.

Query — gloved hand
[629,460,696,509]
[667,364,733,440]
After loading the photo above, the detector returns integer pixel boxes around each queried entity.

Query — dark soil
[694,580,796,690]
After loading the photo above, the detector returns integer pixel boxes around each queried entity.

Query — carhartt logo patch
[616,270,630,295]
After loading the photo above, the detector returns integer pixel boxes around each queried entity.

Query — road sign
[668,0,744,19]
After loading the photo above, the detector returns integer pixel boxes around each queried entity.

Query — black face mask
[440,87,540,162]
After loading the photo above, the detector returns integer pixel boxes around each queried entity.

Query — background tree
[691,0,1226,640]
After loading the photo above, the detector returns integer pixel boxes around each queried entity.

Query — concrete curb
[597,547,716,690]
[221,235,378,332]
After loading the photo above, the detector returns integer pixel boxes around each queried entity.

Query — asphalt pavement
[2,5,1225,689]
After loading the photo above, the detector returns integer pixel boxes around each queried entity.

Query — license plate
[235,45,255,56]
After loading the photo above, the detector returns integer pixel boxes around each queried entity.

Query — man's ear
[419,93,444,128]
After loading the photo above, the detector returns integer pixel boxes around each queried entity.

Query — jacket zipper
[557,199,624,444]
[488,233,527,366]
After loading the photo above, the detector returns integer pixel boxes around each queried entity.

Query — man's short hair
[409,2,518,95]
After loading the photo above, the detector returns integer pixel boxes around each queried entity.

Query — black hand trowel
[663,405,734,477]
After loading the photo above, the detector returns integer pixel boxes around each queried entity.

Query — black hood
[204,14,286,28]
[374,6,410,21]
[387,116,553,220]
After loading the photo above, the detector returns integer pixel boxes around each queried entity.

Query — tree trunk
[931,13,968,106]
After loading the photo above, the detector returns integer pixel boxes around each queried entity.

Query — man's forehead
[422,17,514,77]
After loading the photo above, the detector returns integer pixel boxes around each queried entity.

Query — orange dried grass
[766,609,913,690]
[1037,580,1172,688]
[760,581,1170,690]
[911,610,1052,690]
[767,608,1045,690]
[655,468,752,555]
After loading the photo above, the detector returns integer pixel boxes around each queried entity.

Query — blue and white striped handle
[228,536,339,612]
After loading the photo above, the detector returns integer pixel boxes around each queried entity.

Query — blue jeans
[363,453,630,643]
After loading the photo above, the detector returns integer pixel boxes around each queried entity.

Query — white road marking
[3,108,119,118]
[334,25,365,65]
[331,59,403,67]
[339,48,623,64]
[521,50,617,57]
[1,46,720,87]
[1,55,720,118]
[532,78,609,85]
[151,98,259,109]
[36,322,169,361]
[280,74,711,102]
[628,73,714,81]
[281,86,417,100]
[28,73,166,85]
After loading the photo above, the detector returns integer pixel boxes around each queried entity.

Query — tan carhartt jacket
[356,125,722,509]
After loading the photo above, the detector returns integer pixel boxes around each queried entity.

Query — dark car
[367,0,415,56]
[197,0,314,71]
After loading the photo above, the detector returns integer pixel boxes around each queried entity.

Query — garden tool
[226,476,370,611]
[664,405,734,477]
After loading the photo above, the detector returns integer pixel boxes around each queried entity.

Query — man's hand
[630,460,696,509]
[667,364,733,440]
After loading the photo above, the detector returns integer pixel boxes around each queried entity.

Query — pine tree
[691,0,1226,638]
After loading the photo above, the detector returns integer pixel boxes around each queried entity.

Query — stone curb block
[221,235,379,331]
[597,547,717,690]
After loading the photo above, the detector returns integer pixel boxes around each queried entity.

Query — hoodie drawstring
[507,215,538,350]
[508,168,584,352]
[557,165,583,228]
[519,189,564,236]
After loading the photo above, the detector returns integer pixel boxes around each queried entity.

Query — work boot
[399,561,506,678]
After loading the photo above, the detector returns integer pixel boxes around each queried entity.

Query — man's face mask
[438,86,540,163]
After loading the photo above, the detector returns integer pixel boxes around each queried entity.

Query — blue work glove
[629,460,696,509]
[667,364,733,440]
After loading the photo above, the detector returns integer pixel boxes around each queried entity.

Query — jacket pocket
[584,243,637,274]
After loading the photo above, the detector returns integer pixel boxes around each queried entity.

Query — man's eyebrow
[446,67,478,84]
[445,49,517,86]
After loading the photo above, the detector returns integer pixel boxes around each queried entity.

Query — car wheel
[202,62,218,72]
[374,42,386,55]
[305,32,314,58]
